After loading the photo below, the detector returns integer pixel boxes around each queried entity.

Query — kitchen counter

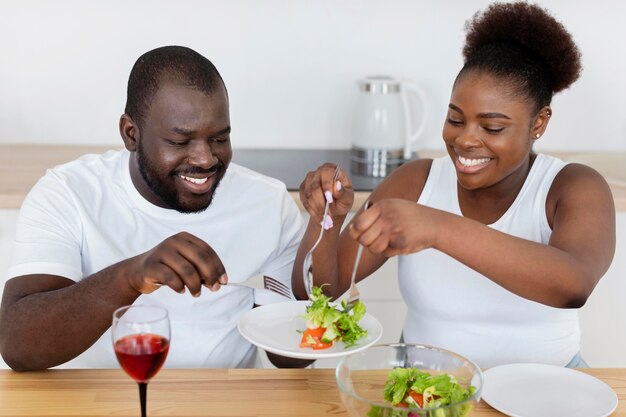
[0,368,624,416]
[0,144,624,210]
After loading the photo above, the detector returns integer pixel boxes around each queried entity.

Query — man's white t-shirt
[6,149,304,368]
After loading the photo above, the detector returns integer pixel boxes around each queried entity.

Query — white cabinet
[313,255,405,369]
[579,212,626,367]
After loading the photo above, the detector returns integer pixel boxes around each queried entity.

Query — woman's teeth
[458,156,492,167]
[180,175,208,185]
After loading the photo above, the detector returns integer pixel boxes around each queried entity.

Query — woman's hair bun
[463,1,582,94]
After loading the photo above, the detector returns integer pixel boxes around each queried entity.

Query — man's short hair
[124,45,226,127]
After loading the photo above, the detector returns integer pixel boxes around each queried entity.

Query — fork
[302,164,341,297]
[346,199,370,310]
[222,277,294,299]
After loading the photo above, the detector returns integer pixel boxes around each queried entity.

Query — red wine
[114,333,169,383]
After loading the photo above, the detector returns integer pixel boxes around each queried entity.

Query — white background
[1,0,625,151]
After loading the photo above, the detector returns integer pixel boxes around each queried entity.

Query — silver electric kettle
[351,76,428,177]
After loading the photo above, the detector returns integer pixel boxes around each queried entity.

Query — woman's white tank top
[398,154,579,368]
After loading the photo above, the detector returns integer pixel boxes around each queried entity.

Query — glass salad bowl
[336,343,483,417]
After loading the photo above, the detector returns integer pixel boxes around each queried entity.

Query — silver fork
[302,164,341,297]
[346,199,370,310]
[223,277,294,299]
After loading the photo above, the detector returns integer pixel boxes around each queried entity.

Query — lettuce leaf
[300,285,368,347]
[384,367,475,409]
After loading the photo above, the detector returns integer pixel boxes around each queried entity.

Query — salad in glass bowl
[336,343,482,417]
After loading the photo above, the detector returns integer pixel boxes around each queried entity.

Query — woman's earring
[535,133,541,138]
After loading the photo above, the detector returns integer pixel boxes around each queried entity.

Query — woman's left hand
[348,198,440,257]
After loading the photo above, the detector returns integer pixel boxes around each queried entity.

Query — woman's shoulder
[369,158,434,202]
[547,160,615,221]
[551,161,611,197]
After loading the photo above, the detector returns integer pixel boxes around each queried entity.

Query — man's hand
[129,231,227,297]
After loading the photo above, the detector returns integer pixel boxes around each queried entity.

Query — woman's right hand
[299,163,354,225]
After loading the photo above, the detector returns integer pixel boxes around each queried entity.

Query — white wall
[1,0,625,151]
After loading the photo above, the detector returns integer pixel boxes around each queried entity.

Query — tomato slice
[299,327,333,350]
[408,390,424,408]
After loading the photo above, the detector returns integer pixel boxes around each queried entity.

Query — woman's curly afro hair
[459,1,582,111]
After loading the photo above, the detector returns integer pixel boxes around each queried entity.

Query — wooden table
[0,368,623,416]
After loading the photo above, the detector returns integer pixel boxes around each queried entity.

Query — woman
[293,2,615,368]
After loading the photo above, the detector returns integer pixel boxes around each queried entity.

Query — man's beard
[136,144,223,214]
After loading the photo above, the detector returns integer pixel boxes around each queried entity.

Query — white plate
[481,363,618,417]
[237,300,383,359]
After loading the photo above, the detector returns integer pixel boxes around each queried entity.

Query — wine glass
[112,305,170,417]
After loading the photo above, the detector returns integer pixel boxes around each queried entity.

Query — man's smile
[176,169,220,194]
[179,175,209,185]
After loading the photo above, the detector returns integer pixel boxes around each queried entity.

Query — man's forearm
[0,261,140,371]
[266,351,314,368]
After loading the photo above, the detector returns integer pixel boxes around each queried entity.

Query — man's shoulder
[226,163,288,193]
[42,149,126,186]
[49,149,124,176]
[27,149,127,202]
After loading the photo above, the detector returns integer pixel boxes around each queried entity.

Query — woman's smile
[456,155,493,173]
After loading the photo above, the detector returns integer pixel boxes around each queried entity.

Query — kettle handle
[400,82,428,160]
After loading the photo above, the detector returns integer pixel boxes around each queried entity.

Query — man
[0,46,306,370]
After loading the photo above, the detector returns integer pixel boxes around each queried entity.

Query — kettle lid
[358,75,401,94]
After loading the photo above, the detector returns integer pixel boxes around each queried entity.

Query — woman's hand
[348,198,440,257]
[299,163,354,225]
